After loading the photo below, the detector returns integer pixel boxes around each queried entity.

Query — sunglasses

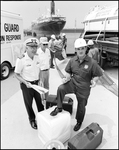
[43,44,48,46]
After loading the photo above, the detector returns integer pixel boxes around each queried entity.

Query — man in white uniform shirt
[37,37,51,102]
[14,37,44,130]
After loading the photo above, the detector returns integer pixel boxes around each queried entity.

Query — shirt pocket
[26,64,32,68]
[25,64,32,72]
[79,69,89,78]
[24,60,32,70]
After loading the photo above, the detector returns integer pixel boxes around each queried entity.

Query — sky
[1,1,118,29]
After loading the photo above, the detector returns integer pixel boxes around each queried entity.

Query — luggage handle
[85,127,101,140]
[85,129,95,140]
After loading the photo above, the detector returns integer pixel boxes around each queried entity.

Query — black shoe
[50,107,62,116]
[30,120,37,129]
[73,122,82,131]
[50,66,55,69]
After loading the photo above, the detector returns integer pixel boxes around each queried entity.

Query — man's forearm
[93,76,99,83]
[65,72,71,81]
[14,73,27,85]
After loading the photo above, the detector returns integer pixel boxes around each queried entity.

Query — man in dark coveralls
[50,38,103,132]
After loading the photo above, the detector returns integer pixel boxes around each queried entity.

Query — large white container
[44,140,65,149]
[37,106,71,145]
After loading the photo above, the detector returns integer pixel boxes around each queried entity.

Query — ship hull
[32,19,66,38]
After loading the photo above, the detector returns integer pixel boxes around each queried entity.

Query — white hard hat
[87,40,94,45]
[51,34,56,39]
[40,37,48,44]
[74,38,87,48]
[24,37,39,47]
[62,33,66,36]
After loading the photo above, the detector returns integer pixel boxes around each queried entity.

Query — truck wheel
[1,63,11,80]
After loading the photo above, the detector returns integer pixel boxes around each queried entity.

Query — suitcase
[46,95,73,114]
[68,122,103,149]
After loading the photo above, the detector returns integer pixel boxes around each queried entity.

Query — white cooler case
[37,106,71,145]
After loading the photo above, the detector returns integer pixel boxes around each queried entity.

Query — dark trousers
[64,45,67,52]
[50,51,55,67]
[20,82,44,122]
[56,80,88,124]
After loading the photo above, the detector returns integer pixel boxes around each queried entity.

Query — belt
[28,80,39,84]
[42,69,49,71]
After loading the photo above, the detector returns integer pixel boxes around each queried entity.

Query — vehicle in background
[1,10,24,80]
[82,5,118,68]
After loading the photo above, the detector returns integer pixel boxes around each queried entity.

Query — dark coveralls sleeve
[91,60,103,78]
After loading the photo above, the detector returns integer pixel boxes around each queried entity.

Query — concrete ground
[1,58,118,149]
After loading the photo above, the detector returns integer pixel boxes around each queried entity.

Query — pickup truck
[82,5,118,68]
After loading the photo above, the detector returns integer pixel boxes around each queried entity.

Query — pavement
[1,58,118,149]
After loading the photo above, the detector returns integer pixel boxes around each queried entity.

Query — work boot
[30,120,37,130]
[73,122,82,131]
[50,107,62,116]
[50,65,55,69]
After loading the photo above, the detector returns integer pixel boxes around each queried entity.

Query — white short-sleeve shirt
[14,53,41,81]
[37,47,51,70]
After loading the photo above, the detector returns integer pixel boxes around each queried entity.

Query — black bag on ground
[46,94,73,114]
[68,122,103,149]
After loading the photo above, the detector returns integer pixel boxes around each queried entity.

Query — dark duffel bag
[46,94,73,114]
[68,122,103,149]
